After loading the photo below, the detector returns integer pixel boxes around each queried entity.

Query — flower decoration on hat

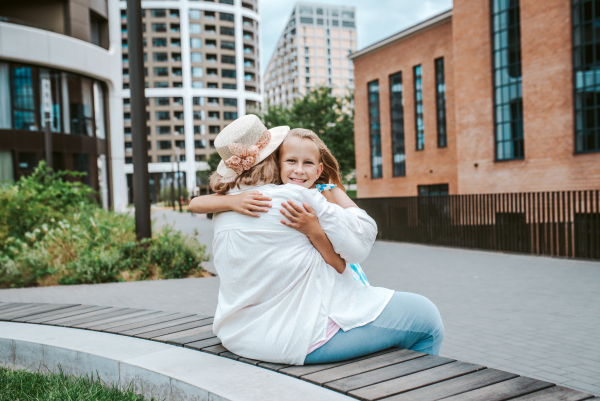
[224,129,271,175]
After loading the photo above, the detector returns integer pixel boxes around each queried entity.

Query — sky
[258,0,453,74]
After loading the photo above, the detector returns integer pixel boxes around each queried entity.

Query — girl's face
[279,136,323,189]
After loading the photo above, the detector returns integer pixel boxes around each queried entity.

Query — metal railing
[354,190,600,260]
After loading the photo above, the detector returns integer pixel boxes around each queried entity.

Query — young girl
[196,128,370,285]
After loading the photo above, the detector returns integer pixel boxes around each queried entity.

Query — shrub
[0,163,209,289]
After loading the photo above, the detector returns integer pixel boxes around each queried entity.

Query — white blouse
[212,183,394,365]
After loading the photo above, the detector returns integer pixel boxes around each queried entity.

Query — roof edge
[349,9,452,60]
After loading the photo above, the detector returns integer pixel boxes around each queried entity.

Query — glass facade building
[491,0,524,160]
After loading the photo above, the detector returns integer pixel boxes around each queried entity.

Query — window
[209,125,220,134]
[413,65,424,150]
[573,0,600,153]
[157,140,172,150]
[192,81,204,88]
[342,21,355,28]
[209,111,220,120]
[157,126,171,135]
[174,126,184,134]
[245,73,254,81]
[205,11,215,19]
[491,0,524,160]
[220,12,234,21]
[435,58,447,148]
[332,20,339,26]
[306,77,310,84]
[222,55,236,64]
[224,112,237,120]
[156,111,170,120]
[223,83,236,89]
[223,98,237,106]
[174,111,183,120]
[126,157,133,164]
[189,9,201,20]
[170,9,179,18]
[154,67,168,76]
[305,46,309,54]
[306,67,310,74]
[210,140,215,148]
[305,57,309,63]
[153,52,168,62]
[207,54,217,63]
[173,97,183,105]
[418,184,449,196]
[171,38,181,47]
[170,23,180,32]
[317,8,323,15]
[194,125,206,135]
[221,41,235,50]
[207,68,217,76]
[208,97,219,105]
[172,53,181,62]
[189,23,201,34]
[299,6,313,14]
[191,52,203,63]
[172,67,182,76]
[191,67,204,77]
[195,139,206,148]
[206,40,217,48]
[193,110,205,120]
[317,19,324,25]
[175,140,185,149]
[389,72,406,177]
[222,69,236,78]
[155,97,170,106]
[152,23,166,32]
[367,81,382,178]
[155,82,168,88]
[300,17,314,24]
[158,155,171,162]
[220,0,234,4]
[152,38,167,47]
[151,9,166,18]
[342,11,354,18]
[190,38,202,48]
[193,97,205,106]
[220,27,235,36]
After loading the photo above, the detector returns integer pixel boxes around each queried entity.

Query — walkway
[1,210,598,396]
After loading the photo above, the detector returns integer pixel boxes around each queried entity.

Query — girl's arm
[329,187,358,209]
[280,201,346,273]
[188,191,272,217]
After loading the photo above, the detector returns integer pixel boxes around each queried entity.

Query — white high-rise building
[117,0,262,203]
[264,2,356,108]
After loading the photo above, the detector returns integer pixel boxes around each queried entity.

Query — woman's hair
[210,152,281,194]
[284,128,345,190]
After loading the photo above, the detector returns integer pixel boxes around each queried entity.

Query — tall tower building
[118,0,261,202]
[264,2,356,107]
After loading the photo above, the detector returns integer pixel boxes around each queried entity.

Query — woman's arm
[329,187,358,208]
[188,191,272,217]
[280,201,346,273]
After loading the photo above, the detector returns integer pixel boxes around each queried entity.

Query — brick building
[351,0,600,198]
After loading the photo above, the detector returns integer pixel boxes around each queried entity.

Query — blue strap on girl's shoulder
[316,184,337,193]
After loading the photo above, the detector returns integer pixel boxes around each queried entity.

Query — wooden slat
[118,315,200,335]
[53,308,142,327]
[327,355,454,394]
[82,310,163,330]
[441,377,554,401]
[168,330,216,345]
[13,305,95,323]
[93,311,177,331]
[203,344,228,355]
[303,349,425,385]
[508,386,596,401]
[349,361,484,401]
[46,307,121,326]
[185,337,222,350]
[103,313,193,333]
[0,303,44,315]
[0,303,27,311]
[136,318,213,339]
[258,362,292,371]
[280,348,400,379]
[154,324,213,342]
[220,351,240,360]
[0,304,77,321]
[381,369,517,401]
[238,357,262,365]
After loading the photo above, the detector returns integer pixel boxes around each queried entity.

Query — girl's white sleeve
[300,190,377,264]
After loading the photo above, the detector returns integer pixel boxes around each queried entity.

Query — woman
[189,115,444,365]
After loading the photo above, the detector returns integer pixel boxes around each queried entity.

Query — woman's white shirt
[212,183,394,365]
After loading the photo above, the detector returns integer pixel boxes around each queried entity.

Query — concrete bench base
[0,322,350,401]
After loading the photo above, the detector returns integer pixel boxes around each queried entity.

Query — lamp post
[170,160,175,209]
[41,78,53,169]
[126,0,151,240]
[175,147,182,212]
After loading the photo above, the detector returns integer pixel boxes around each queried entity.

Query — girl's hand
[231,191,272,217]
[280,200,322,237]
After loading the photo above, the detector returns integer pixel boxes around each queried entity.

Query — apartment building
[352,1,600,198]
[264,2,356,107]
[119,0,261,203]
[0,0,127,210]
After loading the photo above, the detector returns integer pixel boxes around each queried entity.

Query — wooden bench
[0,302,596,401]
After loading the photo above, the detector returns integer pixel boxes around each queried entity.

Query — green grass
[0,366,160,401]
[346,190,357,199]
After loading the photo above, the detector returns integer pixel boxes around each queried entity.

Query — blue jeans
[304,292,444,364]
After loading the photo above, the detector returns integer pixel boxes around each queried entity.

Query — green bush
[0,162,209,289]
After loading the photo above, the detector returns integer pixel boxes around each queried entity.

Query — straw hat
[215,114,289,181]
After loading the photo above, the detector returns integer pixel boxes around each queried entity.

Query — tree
[207,151,221,172]
[196,151,221,187]
[257,87,355,176]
